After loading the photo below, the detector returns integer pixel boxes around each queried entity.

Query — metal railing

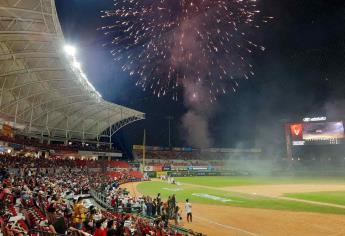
[89,189,112,210]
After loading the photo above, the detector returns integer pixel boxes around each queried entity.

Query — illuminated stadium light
[64,44,77,57]
[63,44,102,98]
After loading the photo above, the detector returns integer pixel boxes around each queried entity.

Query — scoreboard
[289,121,344,146]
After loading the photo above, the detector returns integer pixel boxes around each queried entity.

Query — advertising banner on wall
[78,151,122,157]
[144,166,154,171]
[156,171,168,177]
[162,166,171,171]
[144,171,157,178]
[153,165,163,171]
[173,166,188,171]
[168,171,238,177]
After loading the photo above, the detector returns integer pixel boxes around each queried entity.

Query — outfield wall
[145,170,249,178]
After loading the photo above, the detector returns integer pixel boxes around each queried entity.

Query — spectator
[51,215,67,234]
[152,199,157,216]
[146,198,153,217]
[73,197,85,229]
[185,199,192,223]
[141,200,147,216]
[93,220,107,236]
[174,205,181,225]
[172,194,176,212]
[156,193,161,204]
[106,220,116,236]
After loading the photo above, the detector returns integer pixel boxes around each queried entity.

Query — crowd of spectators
[133,150,236,161]
[0,135,115,153]
[93,182,188,233]
[0,156,202,236]
[0,155,134,170]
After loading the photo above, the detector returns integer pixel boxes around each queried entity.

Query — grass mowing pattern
[285,191,345,206]
[175,176,345,187]
[137,181,345,215]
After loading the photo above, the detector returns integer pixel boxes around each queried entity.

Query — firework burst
[101,0,272,101]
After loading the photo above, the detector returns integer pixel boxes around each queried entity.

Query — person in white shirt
[185,198,192,223]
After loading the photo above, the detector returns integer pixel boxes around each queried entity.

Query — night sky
[55,0,345,155]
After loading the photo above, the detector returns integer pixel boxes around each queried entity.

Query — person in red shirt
[93,220,107,236]
[111,198,116,209]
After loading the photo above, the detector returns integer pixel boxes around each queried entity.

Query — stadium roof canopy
[0,0,145,142]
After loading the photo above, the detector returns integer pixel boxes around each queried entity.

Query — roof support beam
[0,52,57,60]
[0,78,72,94]
[0,67,65,77]
[54,104,105,131]
[16,93,89,119]
[0,85,83,111]
[0,6,53,17]
[110,116,144,136]
[46,102,102,129]
[29,99,98,123]
[0,34,57,41]
[0,31,56,37]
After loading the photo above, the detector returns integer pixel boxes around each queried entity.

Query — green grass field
[136,176,345,215]
[285,191,345,206]
[175,176,345,187]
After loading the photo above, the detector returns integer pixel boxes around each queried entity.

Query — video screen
[290,122,344,146]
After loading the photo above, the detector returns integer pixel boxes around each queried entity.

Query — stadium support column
[28,104,34,139]
[97,122,100,148]
[0,76,8,108]
[14,99,19,125]
[108,109,112,150]
[142,129,146,173]
[46,113,51,144]
[64,116,69,145]
[14,86,22,126]
[285,123,293,162]
[40,131,44,144]
[82,113,85,144]
[109,127,112,150]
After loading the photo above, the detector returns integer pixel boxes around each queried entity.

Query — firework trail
[101,0,271,102]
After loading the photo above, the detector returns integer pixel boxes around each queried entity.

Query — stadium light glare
[72,61,82,70]
[64,45,77,57]
[63,44,102,99]
[81,73,87,79]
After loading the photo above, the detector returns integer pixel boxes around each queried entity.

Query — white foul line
[195,215,259,236]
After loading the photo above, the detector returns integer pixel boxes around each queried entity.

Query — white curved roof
[0,0,144,140]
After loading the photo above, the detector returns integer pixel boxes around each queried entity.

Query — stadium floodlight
[64,45,76,57]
